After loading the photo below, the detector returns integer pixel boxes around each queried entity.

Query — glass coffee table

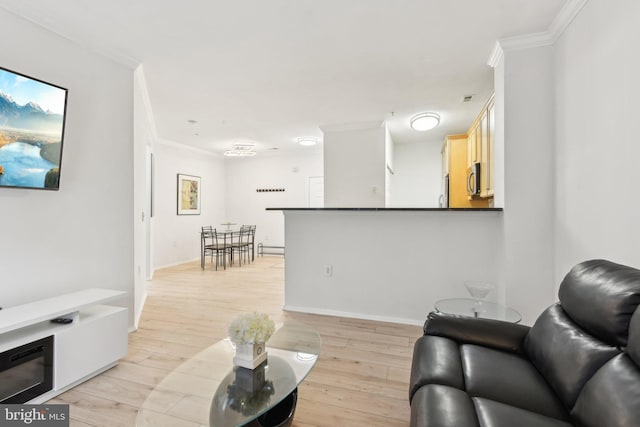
[136,320,321,427]
[434,298,522,323]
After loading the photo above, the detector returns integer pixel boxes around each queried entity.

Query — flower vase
[234,342,268,369]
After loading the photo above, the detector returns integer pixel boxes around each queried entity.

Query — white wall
[553,0,640,285]
[384,126,394,207]
[133,67,155,327]
[225,151,323,247]
[152,141,225,269]
[499,45,556,322]
[284,211,502,324]
[389,141,442,208]
[323,123,386,207]
[0,10,134,323]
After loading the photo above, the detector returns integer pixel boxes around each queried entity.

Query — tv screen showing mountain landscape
[0,67,68,190]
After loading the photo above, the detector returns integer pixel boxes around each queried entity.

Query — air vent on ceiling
[461,95,473,103]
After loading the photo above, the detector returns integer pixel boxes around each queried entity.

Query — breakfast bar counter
[268,207,504,326]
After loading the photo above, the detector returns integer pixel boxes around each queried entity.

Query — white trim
[153,257,201,271]
[547,0,589,43]
[487,41,504,68]
[492,0,588,53]
[499,31,554,52]
[283,305,424,327]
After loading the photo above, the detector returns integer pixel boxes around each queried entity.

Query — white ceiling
[0,0,567,155]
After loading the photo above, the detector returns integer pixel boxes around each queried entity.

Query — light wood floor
[50,256,422,426]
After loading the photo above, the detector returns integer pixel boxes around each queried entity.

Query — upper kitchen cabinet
[486,97,495,198]
[468,94,495,199]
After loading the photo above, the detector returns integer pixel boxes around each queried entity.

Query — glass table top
[136,320,321,427]
[434,298,522,323]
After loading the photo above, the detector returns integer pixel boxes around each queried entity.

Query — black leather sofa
[409,259,640,427]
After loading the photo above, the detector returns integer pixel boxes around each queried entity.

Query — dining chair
[230,227,251,267]
[201,227,229,270]
[242,225,257,262]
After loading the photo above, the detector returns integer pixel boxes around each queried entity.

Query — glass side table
[434,298,522,323]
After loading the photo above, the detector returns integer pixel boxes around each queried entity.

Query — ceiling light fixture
[297,137,319,146]
[224,144,257,157]
[410,112,440,131]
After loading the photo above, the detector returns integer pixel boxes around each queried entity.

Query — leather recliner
[409,259,640,427]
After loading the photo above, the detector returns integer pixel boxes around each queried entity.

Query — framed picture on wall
[177,173,201,215]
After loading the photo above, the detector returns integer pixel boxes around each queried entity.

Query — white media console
[0,288,128,403]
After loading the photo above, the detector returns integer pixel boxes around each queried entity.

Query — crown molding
[320,120,384,133]
[547,0,589,43]
[487,42,505,68]
[488,0,589,59]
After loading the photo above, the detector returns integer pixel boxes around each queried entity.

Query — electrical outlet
[324,265,333,277]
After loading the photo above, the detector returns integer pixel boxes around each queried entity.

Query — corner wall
[0,10,135,323]
[152,141,225,269]
[553,0,640,284]
[225,151,323,247]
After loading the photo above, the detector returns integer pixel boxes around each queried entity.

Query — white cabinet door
[54,306,127,389]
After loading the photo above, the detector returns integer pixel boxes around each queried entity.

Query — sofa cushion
[460,344,569,421]
[524,304,619,407]
[410,384,479,427]
[410,336,464,402]
[473,398,574,427]
[558,259,640,347]
[571,354,640,427]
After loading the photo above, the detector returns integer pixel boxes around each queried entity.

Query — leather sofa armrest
[424,311,531,355]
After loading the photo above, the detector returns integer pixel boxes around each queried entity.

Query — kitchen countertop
[266,207,503,211]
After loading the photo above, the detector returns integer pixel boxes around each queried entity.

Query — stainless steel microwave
[466,163,481,196]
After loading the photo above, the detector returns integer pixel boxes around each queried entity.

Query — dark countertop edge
[266,207,503,212]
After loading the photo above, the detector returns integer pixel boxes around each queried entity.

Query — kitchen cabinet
[468,94,495,199]
[486,97,495,197]
[467,124,479,167]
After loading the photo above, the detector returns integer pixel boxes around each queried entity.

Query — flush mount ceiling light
[297,137,319,146]
[410,112,440,131]
[224,144,257,157]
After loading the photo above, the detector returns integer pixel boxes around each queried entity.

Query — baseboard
[153,257,200,271]
[283,305,424,327]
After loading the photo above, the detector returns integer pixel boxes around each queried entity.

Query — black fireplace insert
[0,335,54,403]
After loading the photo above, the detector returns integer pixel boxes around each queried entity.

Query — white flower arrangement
[228,312,275,344]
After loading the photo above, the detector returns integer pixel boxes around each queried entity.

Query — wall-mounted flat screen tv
[0,66,68,190]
